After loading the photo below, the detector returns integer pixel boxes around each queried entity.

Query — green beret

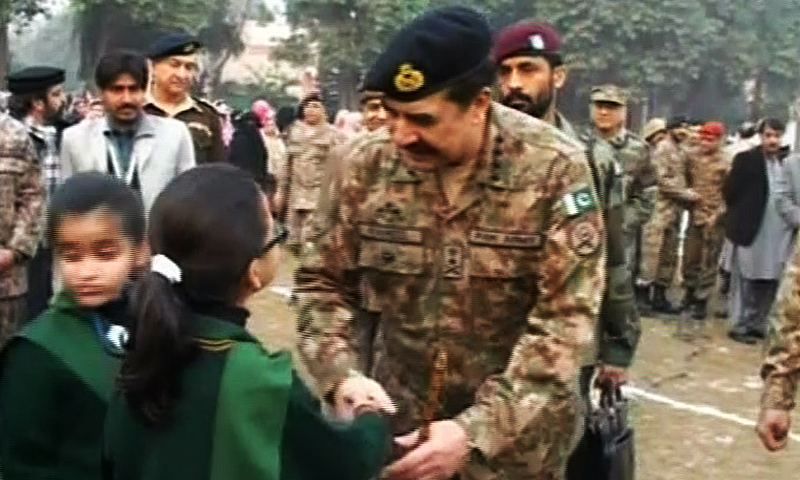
[7,67,65,95]
[364,6,491,102]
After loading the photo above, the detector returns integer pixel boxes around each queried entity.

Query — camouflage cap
[591,85,627,106]
[643,118,667,140]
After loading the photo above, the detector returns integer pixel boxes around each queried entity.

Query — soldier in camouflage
[682,122,730,319]
[0,112,43,347]
[640,118,699,313]
[295,7,605,480]
[588,85,658,288]
[279,93,341,255]
[493,20,639,394]
[757,236,800,451]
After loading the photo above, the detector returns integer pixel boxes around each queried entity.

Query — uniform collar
[145,91,199,116]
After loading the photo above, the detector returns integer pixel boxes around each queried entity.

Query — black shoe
[652,285,680,314]
[728,331,757,345]
[635,285,652,313]
[747,329,766,339]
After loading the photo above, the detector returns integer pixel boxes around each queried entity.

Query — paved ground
[246,250,800,479]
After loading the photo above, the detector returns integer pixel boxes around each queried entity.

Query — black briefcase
[566,386,635,480]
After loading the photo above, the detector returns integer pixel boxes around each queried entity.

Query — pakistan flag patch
[562,187,598,217]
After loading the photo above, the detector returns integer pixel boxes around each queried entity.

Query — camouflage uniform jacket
[602,129,657,237]
[687,148,731,228]
[651,136,695,206]
[762,238,800,410]
[560,116,639,367]
[283,121,341,211]
[295,103,605,475]
[0,114,43,298]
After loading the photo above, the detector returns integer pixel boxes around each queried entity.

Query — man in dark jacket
[6,66,66,322]
[723,118,792,344]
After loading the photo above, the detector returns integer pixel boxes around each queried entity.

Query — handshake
[328,373,470,480]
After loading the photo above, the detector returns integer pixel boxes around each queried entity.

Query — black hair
[8,91,48,121]
[297,93,323,120]
[667,115,688,130]
[46,171,145,247]
[276,105,297,132]
[444,59,496,109]
[738,121,757,139]
[95,51,149,91]
[759,117,786,134]
[119,164,269,426]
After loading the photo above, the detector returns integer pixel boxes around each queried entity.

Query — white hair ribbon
[151,254,182,284]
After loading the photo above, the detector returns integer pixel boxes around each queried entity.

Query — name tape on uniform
[469,229,543,249]
[562,187,598,217]
[359,224,424,244]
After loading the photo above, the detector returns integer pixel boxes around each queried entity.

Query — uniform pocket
[358,239,425,275]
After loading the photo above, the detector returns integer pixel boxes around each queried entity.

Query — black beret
[364,6,491,102]
[148,32,203,60]
[7,66,65,95]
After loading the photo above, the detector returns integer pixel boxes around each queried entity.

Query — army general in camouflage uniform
[295,7,605,480]
[0,113,43,347]
[493,21,639,392]
[145,33,224,165]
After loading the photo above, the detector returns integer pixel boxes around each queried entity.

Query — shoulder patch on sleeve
[568,220,601,256]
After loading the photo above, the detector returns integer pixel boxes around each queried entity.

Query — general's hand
[384,420,469,480]
[596,365,629,389]
[333,375,396,423]
[757,408,791,452]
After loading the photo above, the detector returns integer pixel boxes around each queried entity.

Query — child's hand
[333,374,396,422]
[0,249,15,272]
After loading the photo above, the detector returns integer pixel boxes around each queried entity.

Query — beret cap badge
[394,63,425,93]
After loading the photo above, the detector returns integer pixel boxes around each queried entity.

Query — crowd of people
[2,5,800,480]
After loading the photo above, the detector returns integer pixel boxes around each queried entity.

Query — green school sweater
[103,311,389,480]
[0,292,123,480]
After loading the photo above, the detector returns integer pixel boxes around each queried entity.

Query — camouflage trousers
[287,208,316,255]
[0,295,26,349]
[682,220,725,300]
[640,202,682,287]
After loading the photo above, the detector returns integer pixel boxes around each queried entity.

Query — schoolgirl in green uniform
[103,164,390,480]
[0,172,147,479]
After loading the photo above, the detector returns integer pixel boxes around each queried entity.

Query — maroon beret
[492,21,561,64]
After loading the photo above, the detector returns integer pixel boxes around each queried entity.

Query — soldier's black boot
[691,299,708,320]
[681,288,697,313]
[652,285,680,314]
